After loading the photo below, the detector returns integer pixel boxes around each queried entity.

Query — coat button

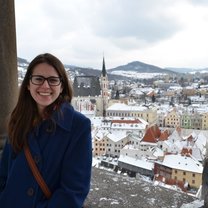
[27,187,34,196]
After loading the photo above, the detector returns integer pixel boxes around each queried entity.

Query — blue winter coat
[0,102,92,208]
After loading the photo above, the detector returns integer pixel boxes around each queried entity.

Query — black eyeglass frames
[30,75,62,86]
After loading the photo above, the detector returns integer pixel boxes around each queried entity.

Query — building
[181,112,202,130]
[118,155,154,178]
[71,57,109,117]
[201,112,208,130]
[164,108,181,128]
[154,154,203,189]
[106,103,157,124]
[100,57,109,117]
[92,117,148,157]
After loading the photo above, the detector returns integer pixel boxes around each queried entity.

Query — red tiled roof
[159,129,169,141]
[181,148,192,156]
[142,125,161,143]
[187,135,194,141]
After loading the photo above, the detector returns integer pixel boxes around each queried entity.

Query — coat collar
[52,102,74,132]
[28,102,74,155]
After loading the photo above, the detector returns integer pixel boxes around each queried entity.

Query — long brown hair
[8,53,73,153]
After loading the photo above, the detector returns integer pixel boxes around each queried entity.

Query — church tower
[100,57,108,117]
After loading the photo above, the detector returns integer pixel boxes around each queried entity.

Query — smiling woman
[27,62,63,115]
[0,53,92,208]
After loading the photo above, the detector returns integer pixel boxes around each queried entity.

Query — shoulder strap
[24,145,52,199]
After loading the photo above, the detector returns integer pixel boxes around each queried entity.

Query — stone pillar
[0,0,18,148]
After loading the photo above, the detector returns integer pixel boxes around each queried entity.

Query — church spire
[101,56,107,77]
[100,56,108,117]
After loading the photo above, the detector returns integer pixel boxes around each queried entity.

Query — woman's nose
[41,79,50,87]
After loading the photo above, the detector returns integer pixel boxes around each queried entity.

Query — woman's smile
[28,63,63,115]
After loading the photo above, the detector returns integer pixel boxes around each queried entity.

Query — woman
[0,53,92,207]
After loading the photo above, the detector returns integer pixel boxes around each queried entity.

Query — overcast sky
[15,0,208,70]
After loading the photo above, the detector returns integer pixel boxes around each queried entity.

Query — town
[18,57,208,199]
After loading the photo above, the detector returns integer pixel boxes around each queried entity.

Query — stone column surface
[0,0,18,148]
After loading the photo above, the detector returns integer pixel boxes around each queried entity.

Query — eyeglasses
[30,75,62,86]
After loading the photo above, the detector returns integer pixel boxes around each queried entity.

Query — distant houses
[92,117,148,157]
[70,57,207,193]
[91,117,205,191]
[154,154,203,190]
[106,103,157,124]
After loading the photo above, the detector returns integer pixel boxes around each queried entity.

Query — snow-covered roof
[192,148,203,162]
[118,155,154,170]
[160,154,203,173]
[151,147,164,157]
[195,132,207,150]
[91,116,148,131]
[106,131,127,143]
[94,129,109,141]
[107,103,150,111]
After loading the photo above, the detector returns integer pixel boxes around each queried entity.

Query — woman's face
[28,63,63,115]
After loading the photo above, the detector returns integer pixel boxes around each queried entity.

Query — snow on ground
[85,167,198,207]
[181,199,204,208]
[110,70,165,79]
[86,160,201,207]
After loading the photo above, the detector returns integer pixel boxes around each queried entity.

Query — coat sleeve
[0,141,9,193]
[36,116,92,208]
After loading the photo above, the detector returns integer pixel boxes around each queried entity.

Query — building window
[175,170,177,174]
[192,173,195,177]
[192,180,195,184]
[183,171,186,175]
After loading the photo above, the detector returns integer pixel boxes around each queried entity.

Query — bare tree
[0,0,18,148]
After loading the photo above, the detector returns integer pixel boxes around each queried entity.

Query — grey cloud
[92,15,180,43]
[40,1,84,37]
[33,0,182,44]
[88,0,182,45]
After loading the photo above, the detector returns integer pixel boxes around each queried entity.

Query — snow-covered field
[110,70,165,79]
